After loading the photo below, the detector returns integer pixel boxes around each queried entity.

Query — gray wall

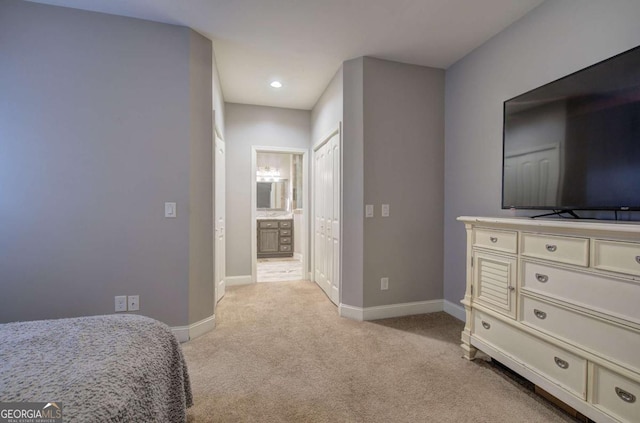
[444,0,640,305]
[0,0,213,327]
[225,103,311,277]
[188,31,214,325]
[341,58,365,307]
[212,49,226,138]
[311,67,343,145]
[326,57,445,309]
[362,58,444,307]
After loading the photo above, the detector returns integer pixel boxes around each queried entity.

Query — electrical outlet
[115,296,127,312]
[128,295,139,311]
[381,277,389,290]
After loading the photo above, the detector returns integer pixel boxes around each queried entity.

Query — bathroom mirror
[257,181,289,210]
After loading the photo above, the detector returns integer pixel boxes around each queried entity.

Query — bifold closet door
[314,132,340,305]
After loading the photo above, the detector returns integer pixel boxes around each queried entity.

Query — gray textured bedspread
[0,314,192,422]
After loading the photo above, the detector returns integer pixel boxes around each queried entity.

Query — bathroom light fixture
[270,81,282,88]
[257,167,281,182]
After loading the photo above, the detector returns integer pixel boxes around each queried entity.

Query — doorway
[251,147,309,283]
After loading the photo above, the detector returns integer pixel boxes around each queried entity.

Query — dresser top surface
[458,216,640,234]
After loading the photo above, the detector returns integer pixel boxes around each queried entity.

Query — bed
[0,314,192,422]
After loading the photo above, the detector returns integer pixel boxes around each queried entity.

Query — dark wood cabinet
[257,219,294,258]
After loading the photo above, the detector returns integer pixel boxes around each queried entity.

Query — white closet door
[215,136,226,303]
[314,144,328,296]
[330,135,340,304]
[324,142,333,299]
[314,131,340,304]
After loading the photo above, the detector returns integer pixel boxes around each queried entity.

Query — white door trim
[251,146,309,283]
[214,129,226,303]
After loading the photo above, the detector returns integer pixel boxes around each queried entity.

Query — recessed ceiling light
[270,81,282,88]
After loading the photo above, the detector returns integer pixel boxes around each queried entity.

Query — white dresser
[458,217,640,423]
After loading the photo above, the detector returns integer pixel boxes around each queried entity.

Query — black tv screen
[502,45,640,211]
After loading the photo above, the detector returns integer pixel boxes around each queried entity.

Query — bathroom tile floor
[257,257,304,282]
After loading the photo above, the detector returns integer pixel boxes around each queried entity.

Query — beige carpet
[182,280,578,423]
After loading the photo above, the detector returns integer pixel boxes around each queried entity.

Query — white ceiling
[27,0,544,110]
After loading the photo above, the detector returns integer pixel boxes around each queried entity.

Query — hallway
[257,257,304,282]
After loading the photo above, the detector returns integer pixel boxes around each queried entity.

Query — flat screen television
[502,45,640,213]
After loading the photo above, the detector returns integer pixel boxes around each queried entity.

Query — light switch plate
[365,204,374,218]
[381,204,390,217]
[165,202,177,218]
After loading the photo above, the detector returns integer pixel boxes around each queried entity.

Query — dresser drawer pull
[481,321,491,330]
[615,387,636,403]
[554,357,569,369]
[636,256,640,265]
[533,309,547,320]
[535,273,549,283]
[545,244,557,252]
[490,236,498,243]
[508,285,515,292]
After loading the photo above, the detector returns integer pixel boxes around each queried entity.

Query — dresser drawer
[259,220,278,229]
[593,239,640,277]
[279,220,292,228]
[521,261,640,323]
[590,364,640,423]
[279,245,292,252]
[521,233,589,267]
[473,228,518,253]
[280,237,291,244]
[521,296,640,372]
[280,229,292,236]
[473,310,586,399]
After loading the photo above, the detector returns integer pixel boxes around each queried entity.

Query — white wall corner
[443,300,466,322]
[172,326,190,343]
[172,314,215,343]
[338,303,364,321]
[226,275,253,286]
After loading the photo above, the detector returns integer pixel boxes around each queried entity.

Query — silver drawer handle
[533,309,547,320]
[490,236,498,243]
[554,357,569,369]
[535,273,549,283]
[615,387,636,403]
[545,244,557,252]
[636,256,640,265]
[481,321,491,330]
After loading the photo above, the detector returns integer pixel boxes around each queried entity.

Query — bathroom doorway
[251,147,308,283]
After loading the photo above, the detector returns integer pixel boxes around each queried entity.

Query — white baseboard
[294,252,303,261]
[225,275,253,286]
[338,304,365,321]
[443,300,466,322]
[339,299,444,321]
[172,314,215,343]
